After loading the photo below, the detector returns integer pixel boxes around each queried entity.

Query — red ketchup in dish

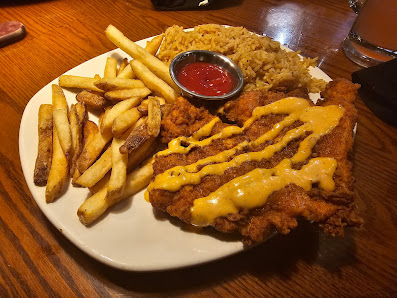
[177,62,233,96]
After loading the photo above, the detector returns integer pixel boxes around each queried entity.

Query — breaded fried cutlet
[148,78,362,245]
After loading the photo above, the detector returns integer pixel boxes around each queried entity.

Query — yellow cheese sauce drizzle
[147,97,345,226]
[157,117,240,156]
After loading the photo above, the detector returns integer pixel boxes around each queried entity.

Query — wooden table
[1,0,396,296]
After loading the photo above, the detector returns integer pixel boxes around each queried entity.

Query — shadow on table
[149,0,242,11]
[0,0,54,8]
[50,218,358,295]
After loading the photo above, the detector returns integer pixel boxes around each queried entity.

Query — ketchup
[177,62,233,96]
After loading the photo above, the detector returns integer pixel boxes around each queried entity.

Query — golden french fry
[98,109,107,129]
[77,158,153,225]
[145,35,163,55]
[154,96,166,105]
[75,102,88,127]
[100,97,142,135]
[70,103,87,170]
[147,97,161,137]
[104,88,151,101]
[117,64,135,79]
[72,168,82,186]
[75,119,137,188]
[83,120,99,142]
[107,138,128,200]
[45,128,69,203]
[127,136,157,172]
[117,58,128,76]
[130,60,177,103]
[112,107,141,137]
[94,74,101,80]
[59,75,103,92]
[89,172,110,194]
[77,187,108,225]
[77,129,113,173]
[52,84,72,159]
[69,104,79,175]
[94,77,145,91]
[137,99,149,114]
[105,25,179,90]
[75,147,112,187]
[104,57,117,78]
[118,115,146,140]
[72,120,99,185]
[76,90,107,110]
[119,117,150,154]
[34,104,53,186]
[139,97,165,115]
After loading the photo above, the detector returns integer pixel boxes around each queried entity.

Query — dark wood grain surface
[1,0,396,296]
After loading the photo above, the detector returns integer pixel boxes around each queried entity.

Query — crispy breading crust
[151,79,362,245]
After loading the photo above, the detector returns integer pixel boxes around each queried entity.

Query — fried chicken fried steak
[147,79,362,245]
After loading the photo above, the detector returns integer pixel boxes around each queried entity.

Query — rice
[157,24,326,93]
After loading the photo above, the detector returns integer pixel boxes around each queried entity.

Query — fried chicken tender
[222,88,310,126]
[150,79,362,245]
[160,97,215,143]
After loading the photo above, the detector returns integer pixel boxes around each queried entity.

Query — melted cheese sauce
[147,97,344,226]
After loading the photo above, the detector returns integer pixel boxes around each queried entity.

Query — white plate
[19,32,332,271]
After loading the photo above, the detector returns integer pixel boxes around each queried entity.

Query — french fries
[100,97,142,134]
[34,104,53,186]
[104,87,151,101]
[104,57,117,78]
[153,96,166,106]
[69,104,80,175]
[117,58,129,76]
[112,107,141,137]
[127,136,157,172]
[94,77,145,91]
[76,129,113,173]
[105,25,179,90]
[137,99,148,115]
[35,25,180,225]
[76,90,107,110]
[72,120,98,185]
[98,109,106,128]
[45,128,69,203]
[75,147,112,187]
[89,172,110,194]
[116,64,135,79]
[147,97,161,136]
[77,187,108,225]
[75,119,135,188]
[145,35,163,55]
[83,120,99,141]
[130,60,177,103]
[77,158,153,225]
[119,117,150,154]
[118,157,154,199]
[106,137,128,200]
[59,75,103,92]
[138,97,165,114]
[75,102,88,126]
[52,85,72,160]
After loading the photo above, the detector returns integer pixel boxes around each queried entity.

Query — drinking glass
[342,0,397,67]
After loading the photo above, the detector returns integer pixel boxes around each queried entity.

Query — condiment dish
[170,50,244,100]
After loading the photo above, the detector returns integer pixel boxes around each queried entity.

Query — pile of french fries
[33,25,179,225]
